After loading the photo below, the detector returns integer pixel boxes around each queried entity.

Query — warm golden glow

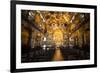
[21,10,90,62]
[52,48,64,61]
[53,27,64,47]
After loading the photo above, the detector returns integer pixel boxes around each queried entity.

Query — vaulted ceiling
[21,10,90,35]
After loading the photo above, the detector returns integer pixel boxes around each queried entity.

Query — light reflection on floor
[52,48,64,61]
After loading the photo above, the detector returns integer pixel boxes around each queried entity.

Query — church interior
[21,10,90,62]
